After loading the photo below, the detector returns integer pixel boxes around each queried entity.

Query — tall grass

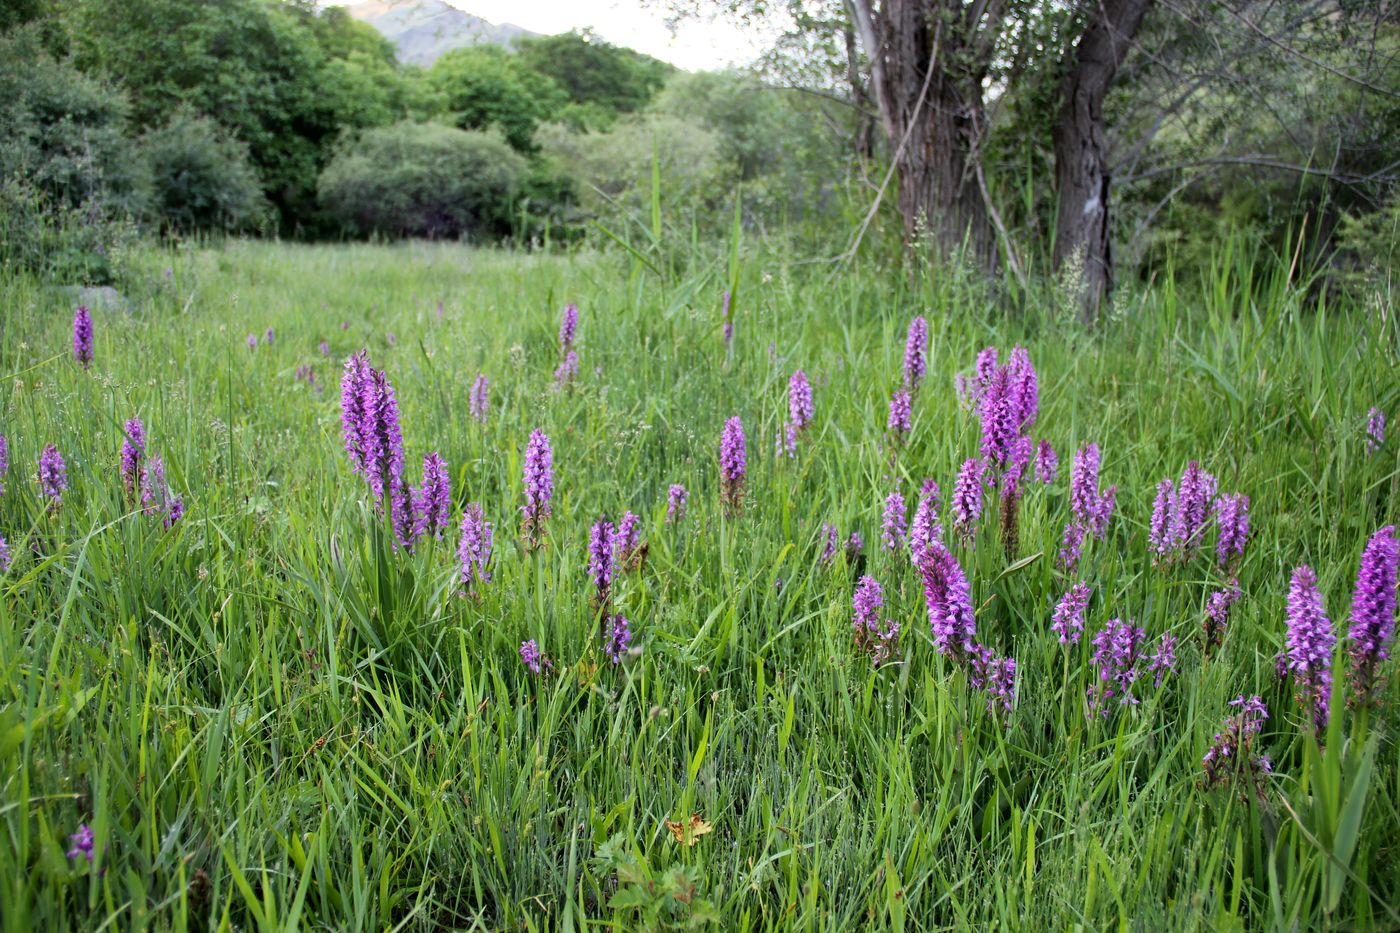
[0,235,1396,929]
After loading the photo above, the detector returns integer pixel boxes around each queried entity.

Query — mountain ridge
[344,0,536,66]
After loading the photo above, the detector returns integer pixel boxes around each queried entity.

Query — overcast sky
[327,1,777,71]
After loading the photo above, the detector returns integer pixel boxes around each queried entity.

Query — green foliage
[516,29,675,120]
[317,121,527,239]
[427,45,565,151]
[595,834,721,929]
[141,108,269,234]
[0,28,145,283]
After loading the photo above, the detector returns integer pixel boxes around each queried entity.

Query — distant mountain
[344,0,536,67]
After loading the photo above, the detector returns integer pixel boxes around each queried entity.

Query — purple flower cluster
[604,613,632,664]
[120,418,146,502]
[1034,440,1057,485]
[666,484,688,524]
[719,416,746,513]
[1090,618,1147,714]
[521,429,554,548]
[341,352,406,510]
[908,479,941,562]
[887,389,912,439]
[918,542,977,661]
[589,515,616,602]
[411,452,451,540]
[614,510,643,571]
[1347,525,1398,700]
[72,306,93,369]
[1148,461,1224,562]
[1051,583,1092,644]
[852,575,899,664]
[1059,443,1115,569]
[903,316,927,392]
[951,458,983,542]
[970,645,1017,713]
[788,370,814,433]
[1365,407,1385,454]
[554,350,579,388]
[559,304,579,354]
[1215,493,1250,567]
[1203,583,1242,654]
[520,639,549,674]
[818,522,839,565]
[0,534,10,574]
[67,823,95,861]
[1202,695,1271,791]
[1148,632,1178,687]
[38,444,67,507]
[1280,564,1334,730]
[881,491,907,551]
[458,503,493,587]
[470,373,490,424]
[141,456,185,529]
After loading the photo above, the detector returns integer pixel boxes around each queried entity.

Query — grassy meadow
[1,239,1398,930]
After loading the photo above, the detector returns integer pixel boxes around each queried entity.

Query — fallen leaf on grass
[665,814,714,846]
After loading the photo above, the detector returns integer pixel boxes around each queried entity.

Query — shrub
[317,121,526,240]
[141,108,269,234]
[0,28,146,283]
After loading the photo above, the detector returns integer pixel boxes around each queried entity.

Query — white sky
[327,1,777,71]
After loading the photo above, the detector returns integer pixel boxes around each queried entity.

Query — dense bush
[317,121,526,239]
[141,108,269,234]
[0,29,145,282]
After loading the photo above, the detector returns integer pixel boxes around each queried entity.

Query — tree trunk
[850,0,997,267]
[1053,0,1153,321]
[843,23,875,160]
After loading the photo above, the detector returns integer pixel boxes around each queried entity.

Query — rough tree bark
[1053,0,1153,321]
[849,0,1005,267]
[843,22,875,160]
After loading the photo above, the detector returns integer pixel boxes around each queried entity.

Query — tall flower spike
[1090,618,1146,714]
[604,613,632,664]
[559,303,578,353]
[973,347,998,395]
[666,484,688,524]
[120,419,146,501]
[521,429,554,548]
[978,366,1017,472]
[903,316,928,392]
[1069,444,1102,526]
[1007,346,1038,430]
[818,523,839,565]
[469,373,490,424]
[520,639,547,674]
[719,416,746,513]
[1215,493,1250,567]
[362,366,406,509]
[1149,479,1175,560]
[340,352,373,476]
[614,511,643,571]
[788,370,814,433]
[887,389,912,439]
[1347,525,1398,701]
[908,479,942,562]
[553,350,579,388]
[38,444,67,507]
[1051,583,1092,644]
[881,491,908,551]
[589,514,616,603]
[1203,583,1242,655]
[951,458,983,542]
[72,305,93,369]
[1034,440,1057,485]
[918,542,977,660]
[412,452,451,539]
[458,503,493,587]
[1281,564,1335,730]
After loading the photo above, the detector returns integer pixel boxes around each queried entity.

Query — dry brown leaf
[664,814,714,846]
